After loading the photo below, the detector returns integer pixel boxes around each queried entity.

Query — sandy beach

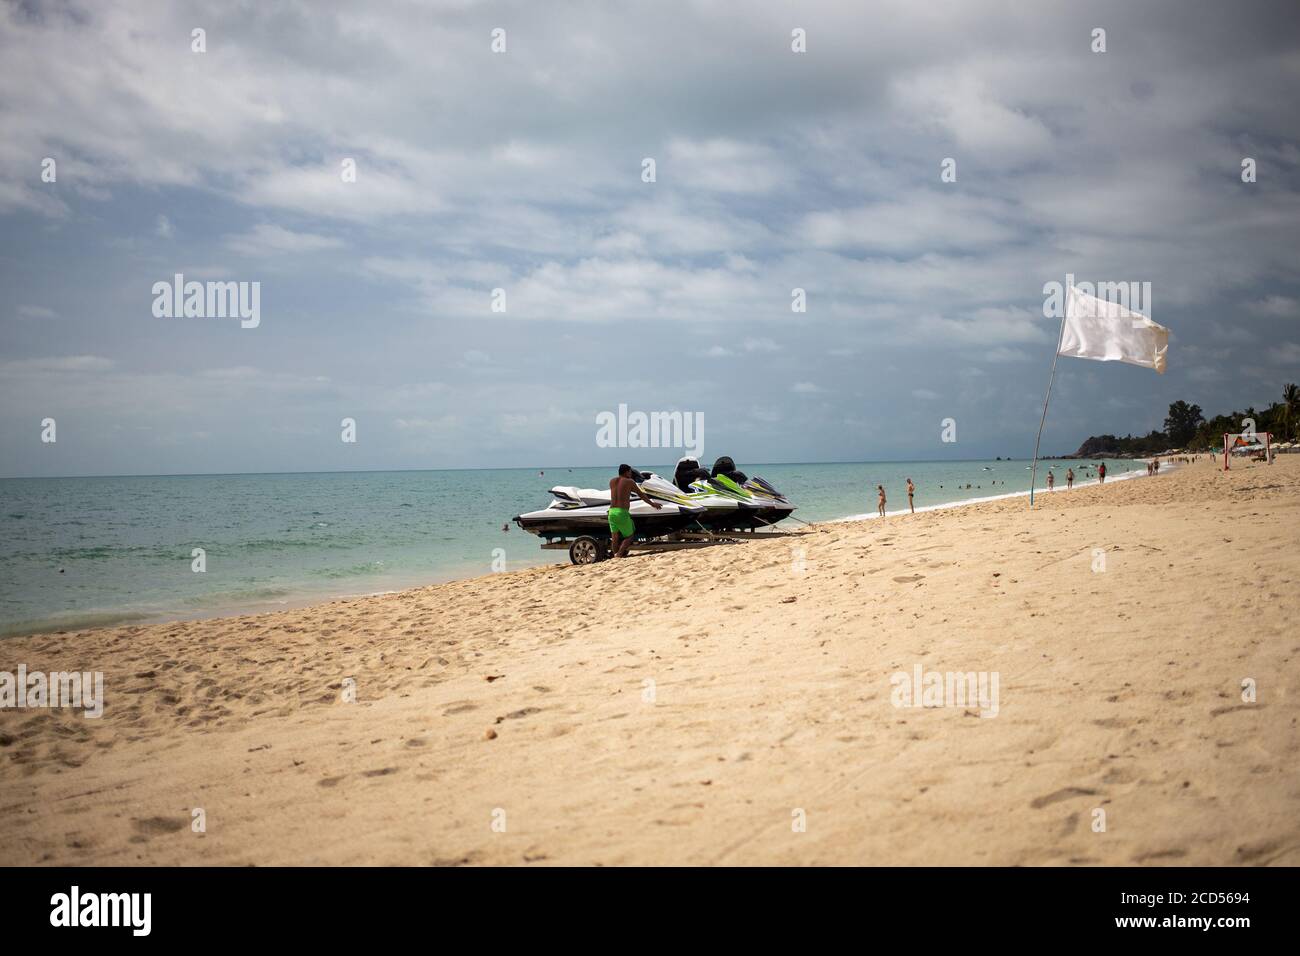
[2,455,1297,866]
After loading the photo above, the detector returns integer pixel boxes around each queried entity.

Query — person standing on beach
[906,477,915,513]
[608,464,661,558]
[1047,470,1055,491]
[1098,462,1107,483]
[1066,467,1074,489]
[877,485,887,517]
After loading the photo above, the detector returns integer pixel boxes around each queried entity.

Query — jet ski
[551,467,778,532]
[674,456,713,492]
[710,455,748,485]
[695,472,796,528]
[513,486,705,539]
[669,457,796,529]
[513,461,794,540]
[636,472,761,530]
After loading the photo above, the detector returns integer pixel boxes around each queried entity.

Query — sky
[2,0,1299,477]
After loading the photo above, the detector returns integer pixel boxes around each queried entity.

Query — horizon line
[0,453,1116,481]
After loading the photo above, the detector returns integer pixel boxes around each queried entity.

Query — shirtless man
[906,477,915,513]
[1066,467,1074,489]
[608,464,661,558]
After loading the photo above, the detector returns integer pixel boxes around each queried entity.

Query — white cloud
[892,68,1054,163]
[798,194,1019,253]
[224,224,346,257]
[2,355,115,373]
[665,138,785,194]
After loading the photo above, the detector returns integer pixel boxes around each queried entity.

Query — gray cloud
[2,0,1299,475]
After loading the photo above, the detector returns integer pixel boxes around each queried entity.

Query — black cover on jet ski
[674,458,711,492]
[710,456,748,485]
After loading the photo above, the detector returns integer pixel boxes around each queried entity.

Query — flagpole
[1029,276,1072,507]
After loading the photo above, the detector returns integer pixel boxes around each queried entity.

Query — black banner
[0,866,1281,942]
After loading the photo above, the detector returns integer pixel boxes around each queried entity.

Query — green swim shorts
[608,506,635,537]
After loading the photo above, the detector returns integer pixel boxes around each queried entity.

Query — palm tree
[1283,383,1300,442]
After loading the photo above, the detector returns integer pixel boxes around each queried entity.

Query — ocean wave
[187,586,294,607]
[236,537,360,552]
[38,544,179,562]
[0,608,160,638]
[308,561,388,579]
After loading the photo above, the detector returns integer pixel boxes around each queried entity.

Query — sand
[2,455,1297,866]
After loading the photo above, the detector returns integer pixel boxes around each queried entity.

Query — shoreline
[836,461,1157,522]
[5,463,1161,641]
[0,563,502,642]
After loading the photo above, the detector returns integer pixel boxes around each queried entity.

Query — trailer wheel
[569,536,607,565]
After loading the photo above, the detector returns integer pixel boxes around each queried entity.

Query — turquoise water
[0,459,1144,636]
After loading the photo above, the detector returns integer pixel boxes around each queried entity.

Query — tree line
[1068,383,1299,457]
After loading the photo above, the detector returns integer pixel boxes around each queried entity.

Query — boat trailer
[537,528,804,565]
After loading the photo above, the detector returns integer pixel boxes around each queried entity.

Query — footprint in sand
[1235,838,1289,863]
[1133,848,1187,862]
[1030,786,1098,809]
[1209,703,1260,717]
[133,816,188,836]
[498,707,542,722]
[1091,717,1129,729]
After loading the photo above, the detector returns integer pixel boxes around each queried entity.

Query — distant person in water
[1098,462,1107,483]
[906,478,915,513]
[501,523,509,532]
[1047,471,1055,491]
[1066,468,1074,489]
[609,464,661,558]
[877,485,886,517]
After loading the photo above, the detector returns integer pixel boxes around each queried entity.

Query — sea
[0,458,1148,637]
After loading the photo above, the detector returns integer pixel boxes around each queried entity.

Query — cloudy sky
[2,0,1299,477]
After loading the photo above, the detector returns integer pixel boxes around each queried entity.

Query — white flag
[1060,284,1169,373]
